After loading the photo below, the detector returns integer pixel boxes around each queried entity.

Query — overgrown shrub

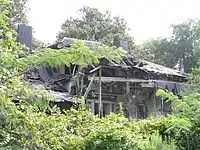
[0,101,180,150]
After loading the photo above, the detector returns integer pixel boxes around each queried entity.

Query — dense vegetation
[2,0,200,150]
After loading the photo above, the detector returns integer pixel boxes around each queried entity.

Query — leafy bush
[0,101,180,150]
[145,131,177,150]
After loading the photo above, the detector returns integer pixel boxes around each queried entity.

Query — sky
[27,0,200,44]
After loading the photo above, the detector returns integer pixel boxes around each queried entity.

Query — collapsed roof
[49,37,187,81]
[26,38,187,103]
[26,71,73,102]
[96,58,187,82]
[135,60,186,78]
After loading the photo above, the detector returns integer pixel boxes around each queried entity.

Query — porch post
[153,81,157,116]
[99,66,102,117]
[161,97,164,115]
[126,82,130,94]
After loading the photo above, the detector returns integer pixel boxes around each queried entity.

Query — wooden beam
[93,92,125,97]
[161,97,164,115]
[80,74,84,96]
[126,82,130,94]
[88,77,152,83]
[99,67,102,117]
[89,66,101,73]
[84,73,95,98]
[87,99,116,104]
[88,76,185,84]
[153,84,157,116]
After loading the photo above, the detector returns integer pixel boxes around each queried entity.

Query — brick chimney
[18,24,33,52]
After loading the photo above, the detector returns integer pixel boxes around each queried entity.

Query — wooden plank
[153,86,157,116]
[88,76,151,83]
[84,74,95,98]
[80,74,84,95]
[99,67,102,117]
[154,79,185,84]
[89,66,101,73]
[141,82,154,87]
[126,82,130,94]
[93,92,124,97]
[88,76,185,84]
[161,97,164,115]
[87,99,116,105]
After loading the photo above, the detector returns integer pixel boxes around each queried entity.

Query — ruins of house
[86,58,187,118]
[27,37,187,119]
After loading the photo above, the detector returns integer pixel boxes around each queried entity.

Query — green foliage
[11,0,29,25]
[156,88,200,149]
[19,41,126,70]
[85,114,141,150]
[132,38,178,68]
[144,131,177,150]
[170,19,200,72]
[1,105,181,150]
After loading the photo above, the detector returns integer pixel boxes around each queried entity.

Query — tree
[11,0,28,25]
[170,19,200,72]
[134,38,178,68]
[0,0,28,41]
[134,19,200,73]
[57,6,134,48]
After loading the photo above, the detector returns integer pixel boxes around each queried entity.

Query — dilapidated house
[27,38,187,119]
